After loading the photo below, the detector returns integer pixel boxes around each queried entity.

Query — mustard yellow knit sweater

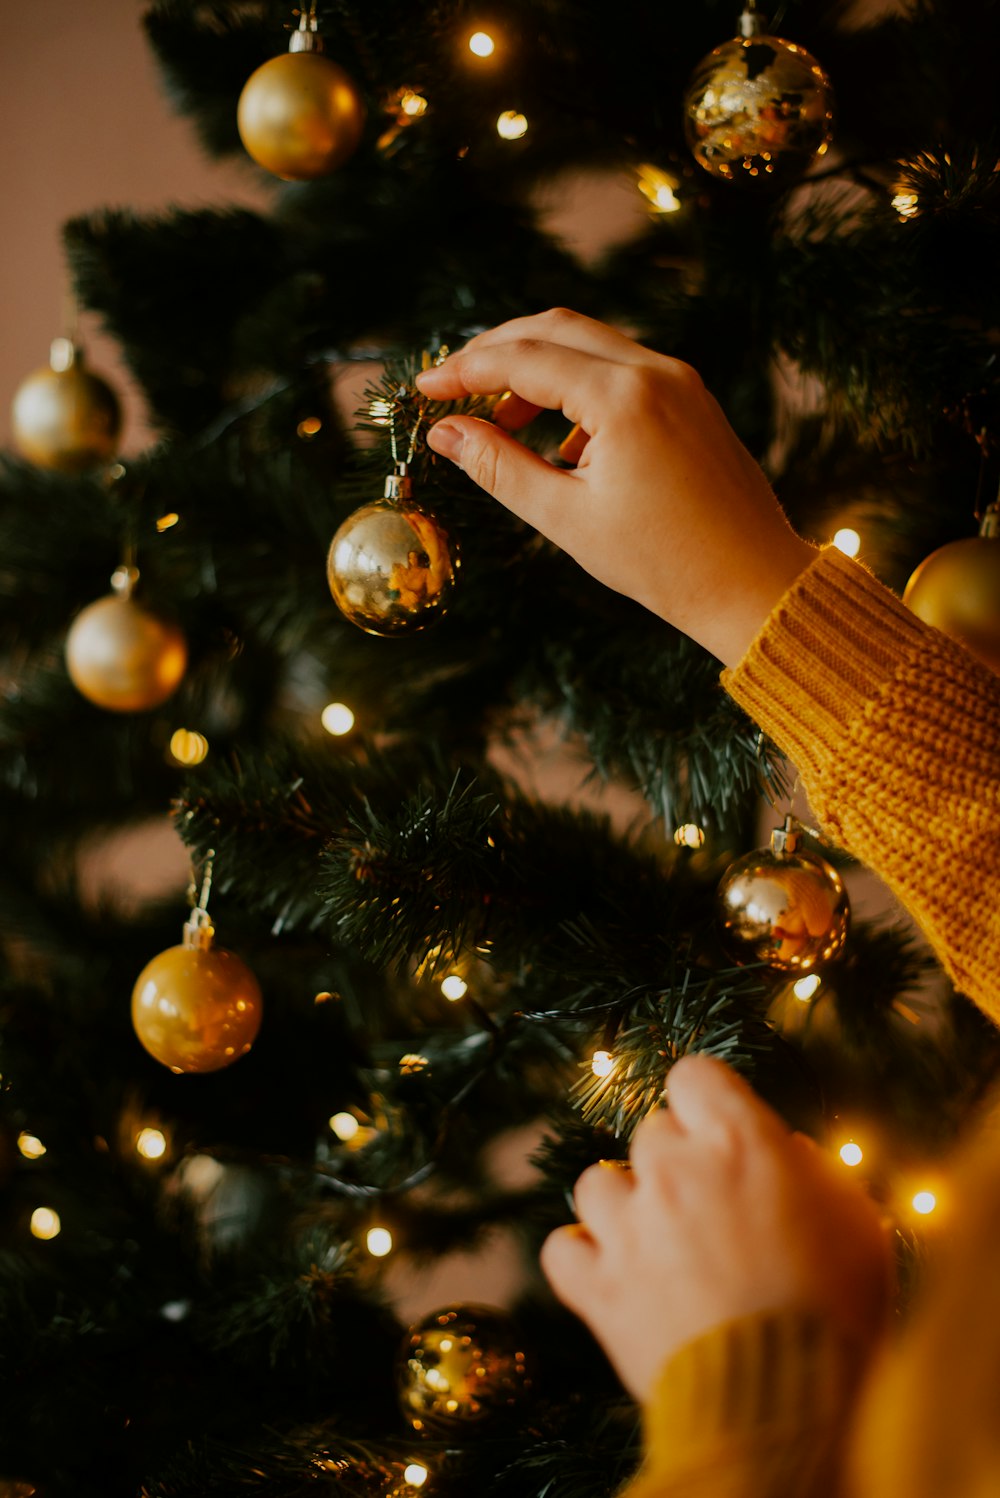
[628,545,1000,1498]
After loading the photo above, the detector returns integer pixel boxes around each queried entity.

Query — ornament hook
[184,849,216,951]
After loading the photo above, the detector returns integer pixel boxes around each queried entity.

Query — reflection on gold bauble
[132,944,262,1074]
[11,342,121,472]
[397,1304,532,1436]
[717,822,849,971]
[903,508,1000,674]
[237,50,365,180]
[684,27,834,185]
[327,472,457,636]
[65,594,188,712]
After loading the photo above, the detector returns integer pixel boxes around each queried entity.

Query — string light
[673,823,705,849]
[496,111,528,140]
[793,973,822,1001]
[468,31,496,56]
[136,1127,167,1160]
[839,1141,863,1167]
[30,1207,61,1240]
[591,1049,614,1079]
[637,163,682,214]
[330,1112,360,1141]
[440,974,468,1001]
[322,702,355,736]
[169,728,209,766]
[912,1190,937,1215]
[832,528,861,557]
[367,1226,393,1257]
[404,1464,429,1488]
[156,512,180,532]
[892,191,919,220]
[399,90,428,118]
[297,416,323,440]
[17,1132,46,1160]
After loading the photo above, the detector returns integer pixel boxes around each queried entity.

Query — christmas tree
[2,1,1000,1494]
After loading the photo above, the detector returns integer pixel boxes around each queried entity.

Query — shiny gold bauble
[65,594,188,712]
[132,944,263,1073]
[903,517,1000,675]
[684,32,834,185]
[327,483,457,636]
[237,51,365,180]
[397,1304,532,1436]
[11,354,121,472]
[717,845,849,971]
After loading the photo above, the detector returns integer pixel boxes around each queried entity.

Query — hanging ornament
[683,5,834,186]
[65,562,188,712]
[903,498,1000,675]
[132,854,263,1074]
[717,816,849,971]
[327,359,458,635]
[10,337,121,473]
[397,1304,532,1436]
[237,8,366,181]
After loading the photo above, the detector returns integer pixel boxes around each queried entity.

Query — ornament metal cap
[289,11,324,53]
[384,463,414,502]
[49,337,79,373]
[738,6,766,37]
[183,906,216,952]
[980,501,999,539]
[770,815,803,857]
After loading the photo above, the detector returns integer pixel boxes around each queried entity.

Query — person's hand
[540,1054,892,1403]
[415,309,816,667]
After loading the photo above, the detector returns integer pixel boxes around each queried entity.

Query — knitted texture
[722,546,1000,1023]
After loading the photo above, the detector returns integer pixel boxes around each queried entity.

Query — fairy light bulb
[297,416,323,440]
[892,191,919,220]
[169,728,209,766]
[591,1049,614,1079]
[441,974,468,1001]
[400,90,428,117]
[637,163,681,214]
[330,1112,360,1141]
[793,973,822,1001]
[673,823,705,849]
[136,1127,167,1160]
[496,111,528,140]
[469,31,495,56]
[833,528,861,557]
[404,1464,429,1488]
[156,512,180,532]
[31,1207,61,1240]
[322,702,355,736]
[839,1141,863,1167]
[912,1190,937,1215]
[367,1226,393,1257]
[17,1132,46,1160]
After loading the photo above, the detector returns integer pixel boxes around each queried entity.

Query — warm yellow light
[369,398,394,427]
[17,1132,46,1160]
[400,90,428,118]
[156,512,180,532]
[322,702,355,736]
[469,30,496,56]
[496,111,528,140]
[367,1226,393,1257]
[793,973,822,1002]
[591,1049,614,1079]
[169,728,209,766]
[404,1464,429,1489]
[673,823,705,849]
[441,974,468,1001]
[399,1053,429,1075]
[297,416,323,439]
[839,1141,863,1167]
[912,1190,937,1215]
[892,191,919,220]
[637,163,681,214]
[330,1112,360,1142]
[30,1207,61,1241]
[136,1127,167,1160]
[832,528,861,558]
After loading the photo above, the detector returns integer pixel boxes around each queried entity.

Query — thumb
[427,415,574,533]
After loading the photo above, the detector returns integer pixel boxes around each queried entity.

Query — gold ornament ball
[397,1304,532,1436]
[903,533,1000,675]
[132,944,263,1074]
[237,51,365,180]
[684,33,834,185]
[717,847,849,971]
[11,358,121,473]
[66,595,188,712]
[327,501,457,636]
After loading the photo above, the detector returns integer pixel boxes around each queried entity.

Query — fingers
[573,1159,634,1236]
[427,416,581,535]
[540,1222,598,1312]
[631,1057,783,1174]
[416,340,613,432]
[452,308,652,366]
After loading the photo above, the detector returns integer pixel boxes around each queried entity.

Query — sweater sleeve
[624,1310,863,1498]
[721,545,1000,1023]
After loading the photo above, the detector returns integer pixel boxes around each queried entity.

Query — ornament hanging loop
[184,849,216,952]
[738,4,765,37]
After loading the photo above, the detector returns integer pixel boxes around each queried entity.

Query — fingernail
[427,419,465,463]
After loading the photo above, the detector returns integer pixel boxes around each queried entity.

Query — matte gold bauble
[397,1304,532,1436]
[132,942,262,1074]
[327,469,457,636]
[684,14,834,185]
[717,818,849,971]
[237,27,365,181]
[11,340,121,472]
[65,586,188,713]
[903,505,1000,674]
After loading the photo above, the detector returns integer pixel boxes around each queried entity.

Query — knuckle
[539,306,577,330]
[662,356,704,392]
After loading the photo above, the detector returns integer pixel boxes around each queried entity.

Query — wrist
[693,536,819,667]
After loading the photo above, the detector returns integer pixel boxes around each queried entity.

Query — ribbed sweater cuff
[721,546,929,787]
